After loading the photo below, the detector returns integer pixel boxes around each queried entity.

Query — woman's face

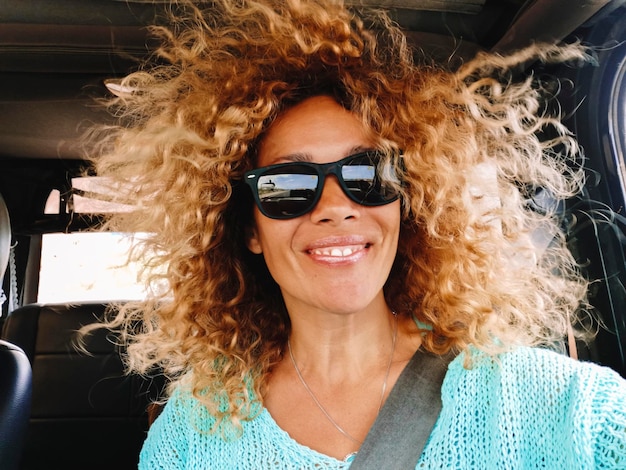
[247,95,401,316]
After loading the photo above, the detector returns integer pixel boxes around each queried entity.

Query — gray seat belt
[350,349,454,469]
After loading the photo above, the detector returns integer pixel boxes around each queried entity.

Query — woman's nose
[309,175,360,223]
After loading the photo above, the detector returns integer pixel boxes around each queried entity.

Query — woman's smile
[308,245,366,258]
[305,236,370,261]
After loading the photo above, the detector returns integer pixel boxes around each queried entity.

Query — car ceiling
[0,0,623,162]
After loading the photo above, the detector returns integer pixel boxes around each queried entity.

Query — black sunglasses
[243,150,401,219]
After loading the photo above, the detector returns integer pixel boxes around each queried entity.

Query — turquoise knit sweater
[140,347,626,469]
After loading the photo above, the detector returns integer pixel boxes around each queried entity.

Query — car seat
[2,302,163,470]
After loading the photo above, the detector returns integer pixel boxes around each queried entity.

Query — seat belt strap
[349,349,453,469]
[8,243,19,313]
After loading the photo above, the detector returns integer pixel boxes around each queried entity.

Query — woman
[89,0,626,468]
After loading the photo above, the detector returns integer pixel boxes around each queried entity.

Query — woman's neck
[285,303,398,383]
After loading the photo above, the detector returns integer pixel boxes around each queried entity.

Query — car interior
[1,1,626,469]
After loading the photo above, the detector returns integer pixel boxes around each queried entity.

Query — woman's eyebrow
[287,152,314,162]
[279,145,374,162]
[272,152,313,164]
[349,145,375,155]
[277,146,375,164]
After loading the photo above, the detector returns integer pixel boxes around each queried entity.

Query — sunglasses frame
[243,150,401,219]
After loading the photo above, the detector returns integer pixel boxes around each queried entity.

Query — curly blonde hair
[87,0,590,429]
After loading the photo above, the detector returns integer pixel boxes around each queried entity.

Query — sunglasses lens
[341,154,399,205]
[256,166,318,218]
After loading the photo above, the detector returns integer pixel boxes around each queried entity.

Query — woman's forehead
[257,96,374,167]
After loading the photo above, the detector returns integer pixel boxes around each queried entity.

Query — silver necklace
[287,312,398,446]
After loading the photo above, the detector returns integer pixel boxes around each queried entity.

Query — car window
[38,231,147,303]
[562,9,626,374]
[37,176,146,303]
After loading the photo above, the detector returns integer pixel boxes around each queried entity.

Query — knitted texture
[140,348,626,469]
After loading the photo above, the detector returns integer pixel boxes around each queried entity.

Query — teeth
[312,247,358,257]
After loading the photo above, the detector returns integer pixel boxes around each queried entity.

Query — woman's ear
[246,225,263,254]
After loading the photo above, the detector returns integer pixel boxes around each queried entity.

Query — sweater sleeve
[590,366,626,468]
[139,388,190,470]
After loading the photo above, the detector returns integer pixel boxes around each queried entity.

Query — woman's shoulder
[446,345,626,403]
[149,384,220,436]
[442,346,626,434]
[149,385,197,430]
[500,346,624,383]
[430,348,626,468]
[153,381,264,437]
